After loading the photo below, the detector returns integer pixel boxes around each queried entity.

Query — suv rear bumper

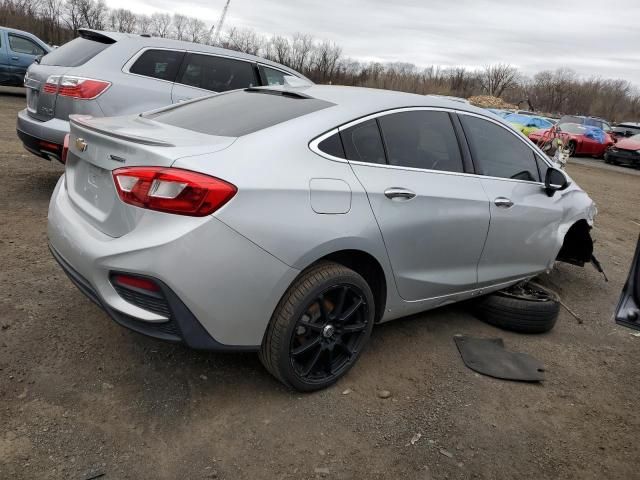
[17,108,69,160]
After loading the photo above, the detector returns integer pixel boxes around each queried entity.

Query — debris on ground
[468,95,517,109]
[377,389,392,399]
[439,449,454,458]
[454,335,545,382]
[341,388,352,395]
[408,433,422,446]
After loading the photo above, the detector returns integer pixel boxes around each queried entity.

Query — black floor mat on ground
[454,334,545,382]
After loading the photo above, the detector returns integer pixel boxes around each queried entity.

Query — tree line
[2,0,639,121]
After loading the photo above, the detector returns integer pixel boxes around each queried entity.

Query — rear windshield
[40,37,112,67]
[147,89,333,137]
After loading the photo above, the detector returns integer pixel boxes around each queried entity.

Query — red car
[604,134,640,166]
[528,123,615,157]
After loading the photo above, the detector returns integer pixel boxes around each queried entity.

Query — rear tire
[259,261,375,391]
[567,141,576,157]
[474,283,560,334]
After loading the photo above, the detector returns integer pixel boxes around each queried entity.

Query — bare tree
[481,63,518,98]
[312,40,342,83]
[267,35,291,65]
[290,33,313,73]
[135,13,152,34]
[109,7,136,33]
[150,12,171,38]
[172,13,187,40]
[185,16,206,43]
[225,26,263,55]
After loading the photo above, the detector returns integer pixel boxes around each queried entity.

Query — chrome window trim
[309,106,548,186]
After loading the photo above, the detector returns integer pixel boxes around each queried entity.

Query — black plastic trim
[49,244,259,352]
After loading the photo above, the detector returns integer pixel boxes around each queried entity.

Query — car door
[341,109,490,301]
[7,33,45,83]
[172,53,259,102]
[458,113,564,286]
[616,235,640,331]
[0,30,9,85]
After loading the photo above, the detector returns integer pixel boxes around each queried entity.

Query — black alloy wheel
[259,262,375,391]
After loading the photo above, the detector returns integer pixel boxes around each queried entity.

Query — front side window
[378,111,463,172]
[129,49,185,82]
[177,54,257,92]
[340,120,386,165]
[9,34,45,56]
[461,115,540,182]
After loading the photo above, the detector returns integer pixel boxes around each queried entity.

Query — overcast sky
[107,0,640,86]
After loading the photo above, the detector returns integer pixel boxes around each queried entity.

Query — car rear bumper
[17,108,69,160]
[47,175,300,350]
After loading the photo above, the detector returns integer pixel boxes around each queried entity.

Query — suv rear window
[130,49,185,82]
[147,90,333,137]
[40,37,111,67]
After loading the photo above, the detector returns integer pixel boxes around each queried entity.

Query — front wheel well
[556,219,593,267]
[314,250,387,323]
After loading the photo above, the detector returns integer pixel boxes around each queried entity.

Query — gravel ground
[1,91,639,480]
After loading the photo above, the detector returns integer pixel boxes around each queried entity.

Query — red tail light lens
[43,75,110,99]
[112,167,237,217]
[61,134,70,164]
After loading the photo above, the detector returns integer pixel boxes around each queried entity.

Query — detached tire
[259,261,375,392]
[474,283,560,334]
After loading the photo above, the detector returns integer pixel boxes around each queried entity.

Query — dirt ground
[1,90,639,480]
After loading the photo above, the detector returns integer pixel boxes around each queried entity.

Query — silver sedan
[47,85,597,390]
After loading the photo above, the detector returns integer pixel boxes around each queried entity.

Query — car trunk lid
[24,64,71,121]
[65,114,236,237]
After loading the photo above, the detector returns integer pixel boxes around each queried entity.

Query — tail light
[112,167,237,217]
[42,75,111,99]
[61,134,70,164]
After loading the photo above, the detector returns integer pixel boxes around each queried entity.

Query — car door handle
[11,56,19,61]
[494,197,514,208]
[384,188,416,201]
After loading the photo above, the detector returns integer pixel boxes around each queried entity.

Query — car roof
[244,85,505,131]
[79,29,307,80]
[0,26,49,44]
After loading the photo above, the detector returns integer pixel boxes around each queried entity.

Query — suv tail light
[112,167,237,217]
[42,75,111,99]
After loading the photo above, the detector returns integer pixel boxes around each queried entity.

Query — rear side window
[148,90,333,137]
[340,120,386,165]
[460,115,540,182]
[130,49,185,82]
[317,133,345,158]
[177,53,257,92]
[263,66,288,86]
[40,37,110,67]
[378,111,463,172]
[8,34,45,56]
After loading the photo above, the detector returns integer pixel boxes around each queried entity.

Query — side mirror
[544,167,569,196]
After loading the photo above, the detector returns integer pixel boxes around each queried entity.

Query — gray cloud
[108,0,640,85]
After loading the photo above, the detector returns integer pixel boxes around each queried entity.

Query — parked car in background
[17,29,311,162]
[504,113,554,136]
[558,115,612,133]
[611,121,640,140]
[48,86,598,391]
[0,27,51,87]
[528,123,614,157]
[485,108,511,118]
[605,134,640,166]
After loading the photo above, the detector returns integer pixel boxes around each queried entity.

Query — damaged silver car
[48,86,601,390]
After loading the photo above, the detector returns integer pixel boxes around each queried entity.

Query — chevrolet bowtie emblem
[75,138,88,152]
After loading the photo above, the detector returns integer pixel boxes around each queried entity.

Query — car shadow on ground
[0,86,27,97]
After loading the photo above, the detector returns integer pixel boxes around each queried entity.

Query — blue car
[0,27,51,87]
